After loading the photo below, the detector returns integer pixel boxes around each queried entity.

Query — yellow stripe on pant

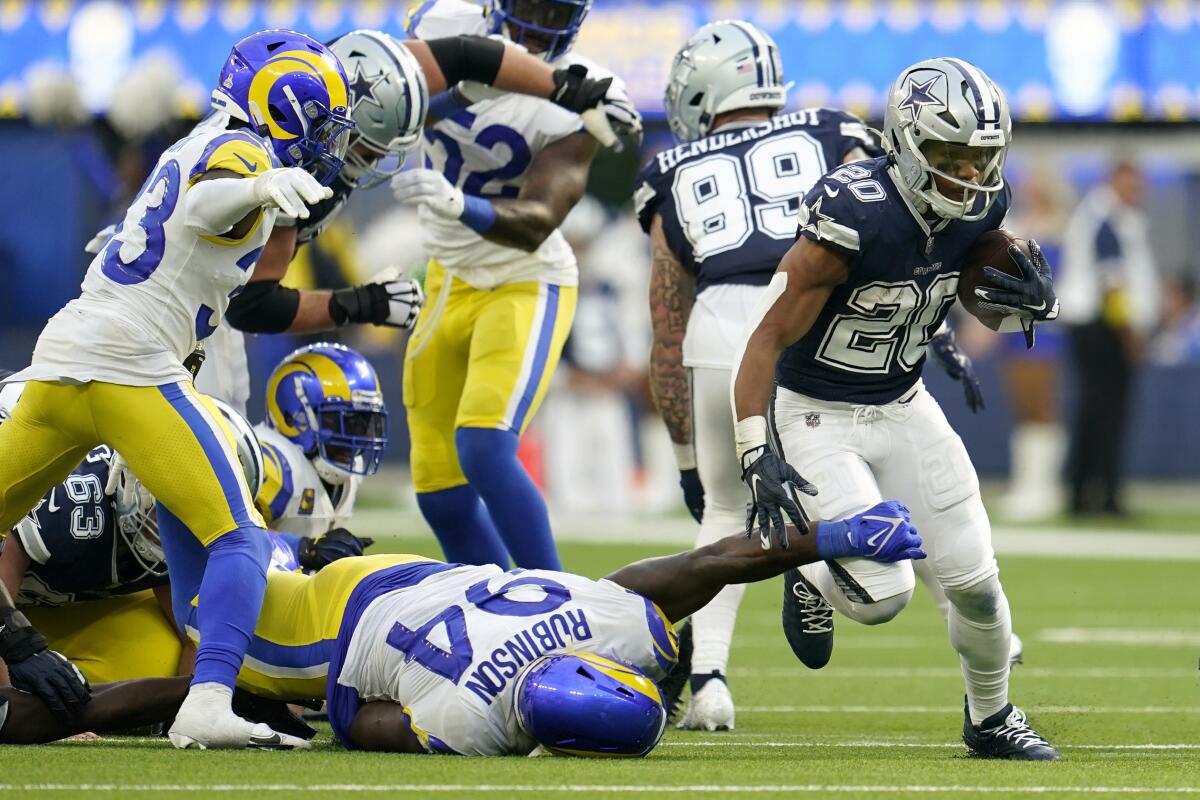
[0,379,264,544]
[403,260,577,493]
[183,554,435,702]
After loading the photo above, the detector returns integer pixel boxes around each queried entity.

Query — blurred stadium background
[2,0,1199,535]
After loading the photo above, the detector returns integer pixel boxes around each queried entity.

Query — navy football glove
[679,468,705,523]
[741,445,817,550]
[0,606,91,717]
[928,330,984,413]
[297,528,374,571]
[814,501,925,563]
[974,240,1060,349]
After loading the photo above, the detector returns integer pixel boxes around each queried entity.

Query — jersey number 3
[100,161,181,285]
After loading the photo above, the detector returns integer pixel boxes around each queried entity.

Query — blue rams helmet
[515,653,667,757]
[211,29,355,185]
[264,343,388,483]
[487,0,592,61]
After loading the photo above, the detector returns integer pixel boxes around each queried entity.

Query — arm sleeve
[425,35,506,87]
[224,280,301,334]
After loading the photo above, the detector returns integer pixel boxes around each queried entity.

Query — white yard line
[4,784,1199,795]
[660,741,1200,750]
[1039,628,1200,647]
[728,666,1197,678]
[739,705,1200,714]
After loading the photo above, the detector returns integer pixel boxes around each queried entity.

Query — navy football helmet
[488,0,592,61]
[515,653,667,757]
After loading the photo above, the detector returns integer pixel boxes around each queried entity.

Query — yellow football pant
[404,260,577,493]
[0,379,264,545]
[182,554,435,702]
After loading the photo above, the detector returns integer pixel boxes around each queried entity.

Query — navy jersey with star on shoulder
[10,446,167,607]
[634,108,875,294]
[779,156,1009,404]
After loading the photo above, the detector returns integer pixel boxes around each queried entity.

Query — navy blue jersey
[634,108,874,293]
[779,156,1009,404]
[11,446,167,607]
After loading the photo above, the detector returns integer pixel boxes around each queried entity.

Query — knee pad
[944,575,1004,619]
[845,587,912,626]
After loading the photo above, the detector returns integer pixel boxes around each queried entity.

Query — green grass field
[3,535,1198,800]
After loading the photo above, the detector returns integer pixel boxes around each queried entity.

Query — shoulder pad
[406,0,488,39]
[256,439,295,524]
[797,160,893,255]
[188,130,273,184]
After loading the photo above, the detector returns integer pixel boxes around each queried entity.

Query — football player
[197,29,623,414]
[252,343,384,573]
[0,386,314,687]
[0,28,358,750]
[635,21,876,732]
[731,58,1060,760]
[393,0,643,571]
[0,498,922,750]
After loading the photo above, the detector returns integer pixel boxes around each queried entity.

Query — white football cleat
[168,683,311,750]
[676,678,735,732]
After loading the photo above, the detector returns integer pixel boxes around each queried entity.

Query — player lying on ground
[0,502,922,753]
[731,57,1059,761]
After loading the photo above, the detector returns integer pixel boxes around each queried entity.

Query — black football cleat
[963,699,1061,761]
[781,568,834,669]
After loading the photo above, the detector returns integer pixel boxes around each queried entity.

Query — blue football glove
[297,528,374,572]
[815,501,925,563]
[741,445,817,550]
[974,240,1060,349]
[679,468,705,523]
[928,329,984,413]
[0,606,91,717]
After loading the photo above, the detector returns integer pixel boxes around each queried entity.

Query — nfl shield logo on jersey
[805,413,821,429]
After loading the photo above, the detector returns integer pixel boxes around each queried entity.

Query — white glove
[103,451,153,516]
[390,169,465,221]
[84,224,117,254]
[371,267,424,329]
[601,85,643,148]
[252,168,333,220]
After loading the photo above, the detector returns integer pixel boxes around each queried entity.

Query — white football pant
[775,383,1013,724]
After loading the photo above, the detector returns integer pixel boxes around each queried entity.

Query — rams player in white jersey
[394,0,642,572]
[6,499,923,752]
[195,29,622,413]
[0,29,355,750]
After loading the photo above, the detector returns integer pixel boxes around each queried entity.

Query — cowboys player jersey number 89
[635,108,874,293]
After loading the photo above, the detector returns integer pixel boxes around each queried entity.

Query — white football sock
[945,576,1012,725]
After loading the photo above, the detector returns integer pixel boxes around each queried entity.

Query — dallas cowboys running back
[731,58,1060,760]
[634,20,874,732]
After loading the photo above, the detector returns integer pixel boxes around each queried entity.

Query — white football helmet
[330,30,429,188]
[882,57,1011,221]
[664,20,786,142]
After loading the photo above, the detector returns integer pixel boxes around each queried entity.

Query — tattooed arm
[648,215,694,447]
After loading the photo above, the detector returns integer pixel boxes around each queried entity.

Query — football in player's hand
[957,230,1032,330]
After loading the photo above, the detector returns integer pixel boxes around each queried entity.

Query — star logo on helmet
[898,74,944,122]
[348,62,386,110]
